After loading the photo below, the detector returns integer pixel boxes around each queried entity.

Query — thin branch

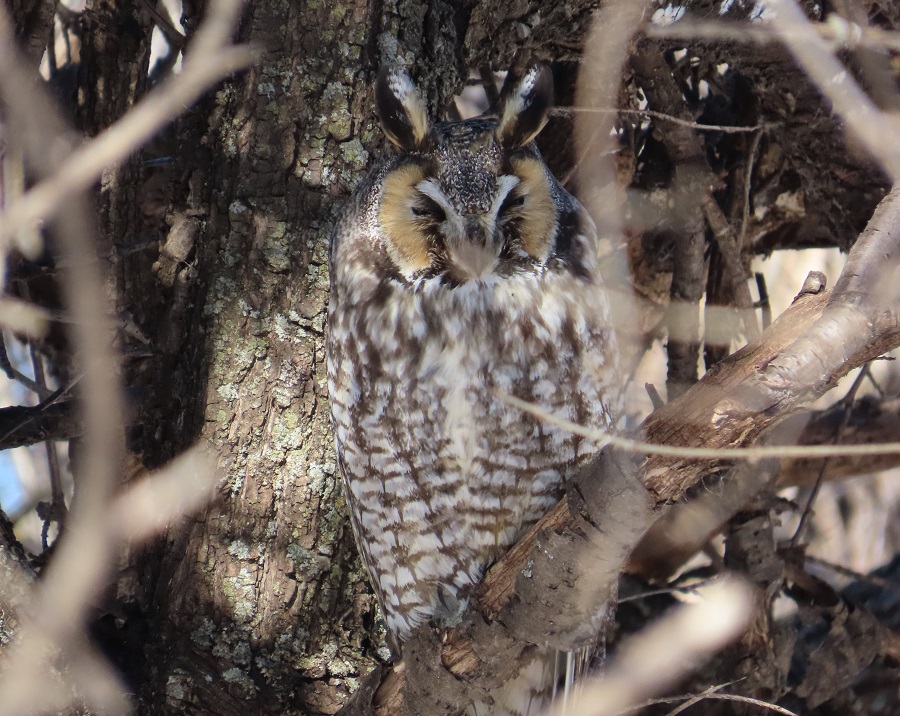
[805,555,900,596]
[629,388,900,578]
[791,364,869,546]
[499,392,900,462]
[0,332,50,398]
[556,106,772,134]
[737,129,763,249]
[656,691,799,716]
[614,682,739,716]
[755,273,772,330]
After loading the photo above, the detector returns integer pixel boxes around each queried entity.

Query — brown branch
[0,400,80,449]
[630,46,759,384]
[629,391,900,578]
[779,395,900,487]
[630,49,707,398]
[642,181,900,503]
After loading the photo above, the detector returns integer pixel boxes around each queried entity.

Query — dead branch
[641,184,900,503]
[629,46,759,386]
[629,392,900,578]
[630,49,707,398]
[0,400,80,449]
[779,395,900,487]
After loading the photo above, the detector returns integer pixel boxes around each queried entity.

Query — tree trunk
[129,2,463,713]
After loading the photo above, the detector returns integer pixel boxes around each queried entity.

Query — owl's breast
[332,270,617,510]
[327,267,619,639]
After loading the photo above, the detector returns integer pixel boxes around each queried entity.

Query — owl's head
[368,66,592,285]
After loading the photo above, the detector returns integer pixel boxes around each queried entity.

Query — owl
[327,66,621,715]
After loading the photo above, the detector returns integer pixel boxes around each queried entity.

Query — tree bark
[128,2,467,713]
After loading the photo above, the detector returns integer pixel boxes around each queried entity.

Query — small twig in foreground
[497,392,900,462]
[791,363,869,546]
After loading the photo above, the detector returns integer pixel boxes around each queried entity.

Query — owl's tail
[466,648,592,716]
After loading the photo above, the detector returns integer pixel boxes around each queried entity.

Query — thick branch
[630,394,900,577]
[643,184,900,502]
[0,401,80,449]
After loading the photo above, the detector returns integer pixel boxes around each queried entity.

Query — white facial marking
[416,178,459,230]
[490,175,520,222]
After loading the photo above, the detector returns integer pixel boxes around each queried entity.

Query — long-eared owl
[327,66,621,714]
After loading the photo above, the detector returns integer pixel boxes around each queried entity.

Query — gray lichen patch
[322,83,353,142]
[222,566,259,623]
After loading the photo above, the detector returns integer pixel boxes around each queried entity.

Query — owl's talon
[434,584,468,627]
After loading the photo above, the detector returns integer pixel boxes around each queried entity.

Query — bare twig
[0,332,50,398]
[629,388,900,578]
[574,0,649,301]
[737,129,763,249]
[755,273,772,330]
[645,382,665,410]
[0,447,217,714]
[654,691,799,716]
[0,400,81,449]
[27,347,66,550]
[556,106,772,134]
[791,364,869,546]
[499,393,900,462]
[805,555,900,595]
[629,50,708,395]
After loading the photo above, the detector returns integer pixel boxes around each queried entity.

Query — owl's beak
[446,216,500,280]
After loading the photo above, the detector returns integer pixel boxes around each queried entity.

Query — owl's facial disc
[415,175,519,281]
[378,147,558,283]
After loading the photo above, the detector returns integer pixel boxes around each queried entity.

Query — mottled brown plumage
[327,66,621,714]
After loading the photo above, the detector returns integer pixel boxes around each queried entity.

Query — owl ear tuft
[375,66,430,151]
[497,66,553,148]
